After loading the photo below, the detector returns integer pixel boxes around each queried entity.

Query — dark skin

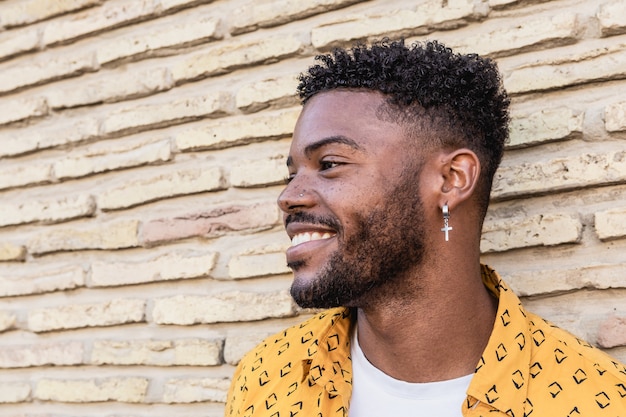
[278,90,497,383]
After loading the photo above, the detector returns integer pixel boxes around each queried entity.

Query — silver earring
[441,203,452,242]
[299,193,304,197]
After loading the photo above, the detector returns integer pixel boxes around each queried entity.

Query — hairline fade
[296,39,510,219]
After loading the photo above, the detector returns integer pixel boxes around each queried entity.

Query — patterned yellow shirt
[225,265,626,416]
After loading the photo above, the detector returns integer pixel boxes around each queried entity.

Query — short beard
[290,165,426,309]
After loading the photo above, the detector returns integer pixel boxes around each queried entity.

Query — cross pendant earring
[441,203,452,241]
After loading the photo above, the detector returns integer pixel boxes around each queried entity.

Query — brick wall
[0,0,625,415]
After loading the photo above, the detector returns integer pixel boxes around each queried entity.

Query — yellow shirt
[225,265,626,416]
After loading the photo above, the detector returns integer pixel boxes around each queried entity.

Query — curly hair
[297,39,510,217]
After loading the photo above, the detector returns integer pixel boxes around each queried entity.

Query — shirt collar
[301,308,354,411]
[296,265,531,417]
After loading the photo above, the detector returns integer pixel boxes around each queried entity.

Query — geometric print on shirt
[465,266,626,417]
[225,265,626,417]
[225,308,353,417]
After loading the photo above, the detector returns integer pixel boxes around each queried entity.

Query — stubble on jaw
[289,161,427,310]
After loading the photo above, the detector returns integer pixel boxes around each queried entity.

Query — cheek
[335,184,386,213]
[318,170,390,220]
[327,193,382,234]
[326,185,364,210]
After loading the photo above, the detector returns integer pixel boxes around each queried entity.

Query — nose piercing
[299,193,304,197]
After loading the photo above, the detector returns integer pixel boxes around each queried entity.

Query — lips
[286,229,337,271]
[284,212,340,268]
[291,231,335,247]
[285,221,338,266]
[286,219,337,245]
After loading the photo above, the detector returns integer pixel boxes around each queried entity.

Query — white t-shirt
[349,330,473,417]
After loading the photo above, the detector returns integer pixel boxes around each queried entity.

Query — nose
[277,177,312,213]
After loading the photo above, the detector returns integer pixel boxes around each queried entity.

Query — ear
[439,148,481,211]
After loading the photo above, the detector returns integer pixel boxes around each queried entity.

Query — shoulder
[237,308,350,372]
[528,313,626,378]
[525,312,626,412]
[224,308,351,416]
[241,307,351,367]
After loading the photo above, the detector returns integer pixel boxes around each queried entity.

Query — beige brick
[489,0,520,8]
[28,298,145,332]
[0,311,16,332]
[505,263,626,297]
[504,46,626,95]
[0,341,83,368]
[91,251,217,287]
[597,0,626,36]
[231,154,288,188]
[224,331,273,365]
[47,67,173,109]
[172,339,223,367]
[97,15,221,65]
[605,101,626,132]
[162,377,230,403]
[492,149,626,199]
[101,92,232,136]
[0,243,26,262]
[231,0,361,34]
[0,194,95,228]
[597,315,626,348]
[228,251,290,279]
[171,34,303,83]
[595,206,626,240]
[152,290,295,325]
[91,338,222,366]
[0,265,85,297]
[0,0,100,28]
[42,0,157,46]
[523,291,626,345]
[432,12,578,58]
[159,0,211,10]
[0,96,48,126]
[0,162,52,191]
[235,75,299,112]
[0,382,30,403]
[438,0,481,19]
[35,377,148,403]
[140,200,280,245]
[54,139,172,180]
[0,50,96,94]
[0,26,39,61]
[508,107,583,148]
[98,166,227,210]
[481,213,582,253]
[176,107,299,151]
[313,9,421,49]
[0,117,99,157]
[312,0,476,49]
[28,219,140,255]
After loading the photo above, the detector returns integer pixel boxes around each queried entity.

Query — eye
[284,173,295,184]
[320,160,341,171]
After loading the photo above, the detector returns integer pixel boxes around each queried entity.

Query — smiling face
[277,90,430,309]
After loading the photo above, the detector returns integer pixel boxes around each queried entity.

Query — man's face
[277,90,428,309]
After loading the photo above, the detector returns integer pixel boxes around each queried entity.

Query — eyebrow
[286,135,363,167]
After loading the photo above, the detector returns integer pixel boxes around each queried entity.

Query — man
[225,40,626,417]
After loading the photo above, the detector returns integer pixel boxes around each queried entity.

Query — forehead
[291,90,406,155]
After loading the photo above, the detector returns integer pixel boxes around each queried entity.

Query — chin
[289,277,352,310]
[289,274,320,308]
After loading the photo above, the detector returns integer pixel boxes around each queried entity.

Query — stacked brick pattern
[0,0,625,415]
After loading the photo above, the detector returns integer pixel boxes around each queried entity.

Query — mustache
[284,211,342,232]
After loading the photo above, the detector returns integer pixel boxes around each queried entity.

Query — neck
[354,258,497,383]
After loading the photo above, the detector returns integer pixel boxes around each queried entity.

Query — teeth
[291,232,334,246]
